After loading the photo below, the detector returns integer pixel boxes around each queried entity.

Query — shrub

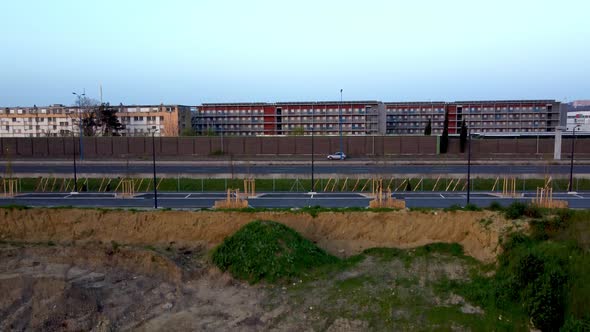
[464,203,482,211]
[211,220,338,283]
[488,201,503,211]
[504,201,527,219]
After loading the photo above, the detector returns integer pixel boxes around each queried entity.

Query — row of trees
[424,112,468,154]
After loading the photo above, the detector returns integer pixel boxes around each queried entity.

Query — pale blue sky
[1,0,588,106]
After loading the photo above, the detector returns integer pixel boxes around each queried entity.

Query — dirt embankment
[0,208,517,262]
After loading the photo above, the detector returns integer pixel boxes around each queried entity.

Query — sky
[1,0,589,107]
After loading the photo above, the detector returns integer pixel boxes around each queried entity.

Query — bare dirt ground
[0,242,498,331]
[0,208,527,331]
[0,208,522,262]
[0,243,272,331]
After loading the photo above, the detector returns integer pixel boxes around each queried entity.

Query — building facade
[566,111,590,132]
[0,104,191,137]
[386,100,563,135]
[1,99,564,137]
[192,101,385,136]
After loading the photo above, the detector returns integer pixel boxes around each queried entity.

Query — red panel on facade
[263,106,276,134]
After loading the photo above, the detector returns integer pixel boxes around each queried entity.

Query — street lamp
[150,126,159,208]
[466,128,472,204]
[72,91,85,161]
[311,102,315,193]
[339,89,343,154]
[71,130,78,193]
[568,124,581,193]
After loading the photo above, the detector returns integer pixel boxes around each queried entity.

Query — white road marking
[184,194,191,198]
[440,194,445,198]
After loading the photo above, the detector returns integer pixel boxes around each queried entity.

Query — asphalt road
[3,191,590,209]
[2,162,590,176]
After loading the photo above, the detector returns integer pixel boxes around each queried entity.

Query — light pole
[339,89,343,154]
[72,91,85,161]
[220,111,225,153]
[151,127,159,208]
[466,128,472,204]
[311,102,315,193]
[568,124,581,192]
[72,131,78,193]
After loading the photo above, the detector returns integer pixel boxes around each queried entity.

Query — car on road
[327,152,347,160]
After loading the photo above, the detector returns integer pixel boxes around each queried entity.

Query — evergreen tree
[81,103,124,136]
[424,118,432,135]
[440,111,449,153]
[460,119,468,153]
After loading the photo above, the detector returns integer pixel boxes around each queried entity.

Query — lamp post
[568,124,581,193]
[311,102,315,193]
[339,89,343,154]
[72,131,78,193]
[466,128,472,205]
[151,127,159,208]
[72,91,85,161]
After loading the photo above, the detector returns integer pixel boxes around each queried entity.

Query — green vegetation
[209,208,590,330]
[440,209,590,331]
[211,220,338,283]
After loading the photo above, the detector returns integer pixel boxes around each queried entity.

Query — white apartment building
[0,104,191,137]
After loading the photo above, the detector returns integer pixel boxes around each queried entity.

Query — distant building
[566,111,590,132]
[1,99,566,137]
[192,101,385,136]
[386,100,563,135]
[573,100,590,108]
[0,104,191,137]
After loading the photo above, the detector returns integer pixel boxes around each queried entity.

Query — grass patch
[211,220,338,283]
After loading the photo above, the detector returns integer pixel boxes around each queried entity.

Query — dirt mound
[0,208,517,262]
[212,220,338,282]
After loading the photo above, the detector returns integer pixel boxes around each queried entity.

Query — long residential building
[1,99,565,137]
[0,104,192,137]
[192,101,384,136]
[386,100,564,135]
[193,99,564,136]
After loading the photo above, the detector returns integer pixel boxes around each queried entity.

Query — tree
[291,126,305,136]
[80,103,124,136]
[459,119,468,153]
[424,118,432,136]
[203,127,217,136]
[181,128,197,136]
[440,111,449,153]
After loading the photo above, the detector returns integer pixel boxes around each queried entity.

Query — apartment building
[114,104,192,136]
[0,104,191,137]
[386,100,563,135]
[192,101,385,136]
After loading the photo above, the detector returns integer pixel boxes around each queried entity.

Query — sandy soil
[0,243,271,331]
[0,208,518,263]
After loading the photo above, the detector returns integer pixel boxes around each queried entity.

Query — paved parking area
[2,191,590,209]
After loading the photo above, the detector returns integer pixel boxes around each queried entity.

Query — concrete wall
[0,136,435,158]
[1,136,589,159]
